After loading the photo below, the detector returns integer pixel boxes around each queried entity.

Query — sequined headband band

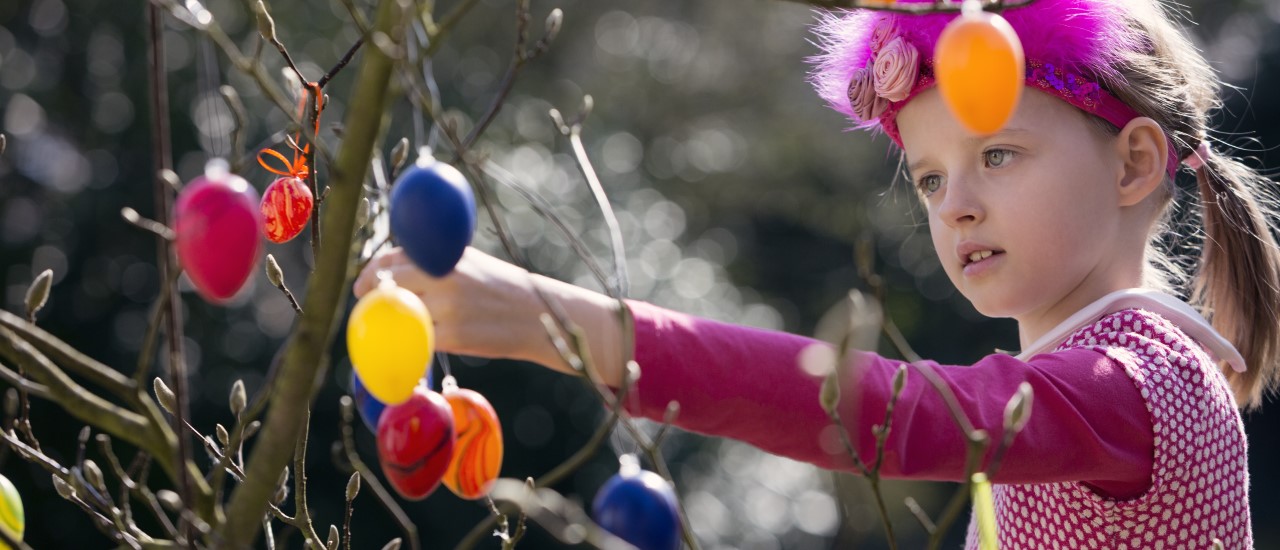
[865,59,1182,178]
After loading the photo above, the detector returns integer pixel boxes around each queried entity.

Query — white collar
[1014,288,1246,373]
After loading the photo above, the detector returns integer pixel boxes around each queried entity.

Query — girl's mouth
[963,250,1005,276]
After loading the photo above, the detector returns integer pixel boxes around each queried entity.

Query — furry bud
[265,254,284,288]
[216,424,230,446]
[53,475,75,499]
[83,459,105,492]
[346,472,361,502]
[1003,382,1033,434]
[255,1,277,43]
[25,269,53,320]
[544,9,563,43]
[153,378,177,415]
[230,379,247,416]
[157,489,182,511]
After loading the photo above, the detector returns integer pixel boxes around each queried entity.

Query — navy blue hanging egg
[390,156,476,277]
[592,456,682,550]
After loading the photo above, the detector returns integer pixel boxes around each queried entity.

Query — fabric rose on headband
[868,17,899,53]
[873,37,920,102]
[848,67,889,121]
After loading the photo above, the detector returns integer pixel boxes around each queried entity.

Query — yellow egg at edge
[0,474,23,546]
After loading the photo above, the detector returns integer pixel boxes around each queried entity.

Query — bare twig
[318,38,365,89]
[904,496,937,535]
[0,310,139,403]
[336,396,420,550]
[145,5,197,537]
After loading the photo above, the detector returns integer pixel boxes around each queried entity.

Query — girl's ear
[1114,117,1169,207]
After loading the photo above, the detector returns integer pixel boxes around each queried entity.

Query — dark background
[0,0,1276,548]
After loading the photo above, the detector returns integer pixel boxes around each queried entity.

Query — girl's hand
[354,247,544,363]
[353,247,626,384]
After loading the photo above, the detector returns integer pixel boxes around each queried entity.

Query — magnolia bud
[159,169,183,192]
[83,459,106,492]
[53,475,75,499]
[273,466,290,505]
[891,365,907,397]
[355,197,370,231]
[1002,382,1033,434]
[0,134,6,156]
[381,539,402,550]
[157,489,182,511]
[326,525,339,549]
[244,420,262,439]
[25,269,53,320]
[265,254,284,288]
[544,9,563,43]
[230,379,247,416]
[3,389,16,418]
[390,138,410,174]
[820,372,840,416]
[255,1,277,43]
[153,378,177,415]
[346,472,361,502]
[216,424,230,446]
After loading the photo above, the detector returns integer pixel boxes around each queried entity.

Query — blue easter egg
[592,459,681,550]
[390,156,476,277]
[351,368,433,431]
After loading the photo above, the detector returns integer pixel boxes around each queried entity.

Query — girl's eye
[984,148,1015,168]
[917,174,943,196]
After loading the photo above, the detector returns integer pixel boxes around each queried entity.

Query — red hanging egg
[441,378,503,500]
[261,176,314,243]
[175,160,263,303]
[376,386,456,500]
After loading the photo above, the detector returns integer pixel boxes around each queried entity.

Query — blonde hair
[1102,0,1280,409]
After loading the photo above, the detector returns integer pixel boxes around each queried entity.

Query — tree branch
[221,0,404,544]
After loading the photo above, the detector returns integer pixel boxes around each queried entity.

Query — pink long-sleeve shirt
[620,298,1252,548]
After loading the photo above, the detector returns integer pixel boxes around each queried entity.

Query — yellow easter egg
[0,474,23,550]
[347,279,435,405]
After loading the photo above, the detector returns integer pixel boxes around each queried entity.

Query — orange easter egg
[934,6,1024,135]
[261,176,314,243]
[441,378,503,500]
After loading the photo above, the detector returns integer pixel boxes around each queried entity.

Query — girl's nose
[936,173,984,227]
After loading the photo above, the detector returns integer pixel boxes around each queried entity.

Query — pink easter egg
[376,386,456,500]
[175,160,263,303]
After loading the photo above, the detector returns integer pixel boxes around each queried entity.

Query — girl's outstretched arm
[355,248,1152,496]
[623,300,1154,498]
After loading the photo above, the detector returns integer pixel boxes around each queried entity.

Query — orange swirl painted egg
[261,176,314,243]
[441,378,503,500]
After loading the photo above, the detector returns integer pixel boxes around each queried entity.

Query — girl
[357,0,1279,547]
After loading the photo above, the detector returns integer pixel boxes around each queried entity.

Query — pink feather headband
[808,0,1189,178]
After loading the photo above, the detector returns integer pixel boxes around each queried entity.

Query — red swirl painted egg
[175,160,263,303]
[376,386,456,500]
[441,379,503,500]
[261,176,314,243]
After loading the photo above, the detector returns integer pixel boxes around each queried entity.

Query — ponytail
[1189,145,1280,410]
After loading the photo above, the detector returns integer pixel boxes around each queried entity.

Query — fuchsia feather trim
[809,0,1143,125]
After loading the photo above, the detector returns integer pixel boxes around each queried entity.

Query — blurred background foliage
[0,0,1277,547]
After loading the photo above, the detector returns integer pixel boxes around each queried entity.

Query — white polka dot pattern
[964,309,1252,549]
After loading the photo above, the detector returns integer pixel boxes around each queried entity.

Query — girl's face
[897,88,1136,345]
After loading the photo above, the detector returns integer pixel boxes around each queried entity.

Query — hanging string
[257,83,324,180]
[196,27,230,159]
[436,351,453,379]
